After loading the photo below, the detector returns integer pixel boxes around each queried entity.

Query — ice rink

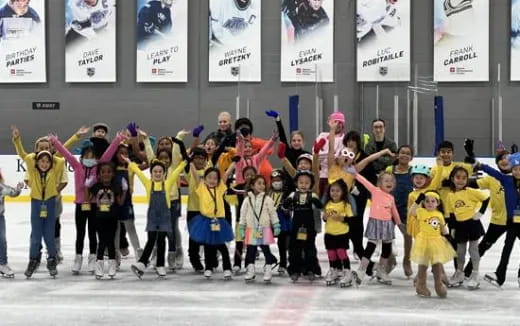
[1,202,520,326]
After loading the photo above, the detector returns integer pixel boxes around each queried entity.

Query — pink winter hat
[329,112,345,124]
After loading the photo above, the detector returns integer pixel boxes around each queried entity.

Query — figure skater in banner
[282,0,329,41]
[0,0,41,41]
[65,0,115,46]
[137,0,174,50]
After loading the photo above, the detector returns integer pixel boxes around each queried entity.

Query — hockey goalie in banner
[0,0,46,82]
[280,0,334,82]
[136,0,188,82]
[208,0,261,82]
[65,0,117,82]
[356,0,410,82]
[433,0,489,82]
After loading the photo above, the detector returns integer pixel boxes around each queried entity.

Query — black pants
[364,241,392,259]
[447,218,458,269]
[96,218,118,260]
[245,245,277,266]
[234,241,244,268]
[75,204,97,255]
[464,223,507,277]
[119,222,129,249]
[277,231,290,268]
[495,223,520,285]
[187,211,204,270]
[288,232,320,276]
[55,218,61,238]
[348,216,365,259]
[204,244,231,271]
[140,231,167,267]
[224,201,232,226]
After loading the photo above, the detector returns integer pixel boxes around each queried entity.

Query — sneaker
[223,270,232,280]
[263,264,272,283]
[448,271,465,288]
[72,255,83,275]
[107,259,117,278]
[465,272,480,290]
[0,264,14,278]
[204,270,213,279]
[156,266,167,277]
[47,258,58,278]
[95,260,104,279]
[87,254,96,273]
[325,268,338,286]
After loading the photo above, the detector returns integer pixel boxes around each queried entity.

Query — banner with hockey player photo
[433,0,489,82]
[0,0,46,83]
[281,0,334,82]
[136,0,188,83]
[511,0,520,80]
[356,0,410,82]
[65,0,117,83]
[208,0,261,82]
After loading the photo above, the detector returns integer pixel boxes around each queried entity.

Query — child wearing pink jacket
[49,132,126,275]
[234,130,277,185]
[346,166,401,286]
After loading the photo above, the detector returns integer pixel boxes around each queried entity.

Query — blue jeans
[167,200,181,253]
[30,198,56,260]
[0,215,7,265]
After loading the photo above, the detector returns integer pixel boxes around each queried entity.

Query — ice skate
[263,264,272,283]
[325,268,338,286]
[24,259,38,279]
[167,252,176,272]
[47,258,58,278]
[306,271,316,282]
[448,270,465,288]
[484,272,502,288]
[55,238,63,265]
[87,254,96,274]
[385,255,397,275]
[432,264,447,298]
[107,259,117,279]
[175,250,184,269]
[290,273,299,283]
[0,264,14,278]
[376,263,392,285]
[72,255,83,275]
[131,262,146,279]
[415,265,431,297]
[232,265,241,275]
[204,269,213,279]
[95,260,104,280]
[278,266,287,276]
[403,258,413,278]
[223,269,232,280]
[245,264,255,283]
[339,270,353,288]
[465,272,480,290]
[156,266,167,278]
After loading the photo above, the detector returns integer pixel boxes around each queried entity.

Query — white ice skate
[204,269,213,279]
[156,266,167,278]
[340,270,353,288]
[175,250,184,269]
[465,272,480,290]
[325,268,339,286]
[448,271,465,288]
[167,252,176,272]
[352,268,365,287]
[131,262,146,280]
[95,260,104,280]
[245,264,255,283]
[263,264,272,283]
[0,264,14,278]
[107,259,117,279]
[376,264,392,285]
[72,255,83,275]
[87,254,96,274]
[484,272,502,288]
[223,270,232,280]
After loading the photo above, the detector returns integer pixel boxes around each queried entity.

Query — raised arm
[166,160,188,190]
[266,110,289,145]
[101,132,127,163]
[126,160,150,189]
[479,164,507,185]
[355,148,395,173]
[327,122,337,169]
[254,132,277,163]
[11,126,28,160]
[48,135,81,170]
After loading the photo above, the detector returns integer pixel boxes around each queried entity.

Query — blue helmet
[411,164,431,177]
[508,152,520,168]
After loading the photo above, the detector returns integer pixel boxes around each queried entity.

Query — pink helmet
[329,112,345,124]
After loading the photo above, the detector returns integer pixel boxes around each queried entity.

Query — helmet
[411,164,431,177]
[329,112,345,124]
[92,122,109,134]
[296,153,313,166]
[508,152,520,168]
[270,169,284,180]
[293,169,315,187]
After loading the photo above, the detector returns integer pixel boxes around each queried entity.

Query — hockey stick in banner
[434,96,445,156]
[289,95,299,133]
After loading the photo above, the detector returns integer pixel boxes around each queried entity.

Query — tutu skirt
[407,215,420,238]
[188,215,234,245]
[364,218,395,241]
[410,234,456,266]
[244,227,275,246]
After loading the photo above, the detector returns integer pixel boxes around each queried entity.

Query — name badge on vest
[40,204,47,218]
[81,203,91,211]
[210,219,221,232]
[254,227,263,239]
[99,204,110,213]
[514,216,520,224]
[297,227,307,241]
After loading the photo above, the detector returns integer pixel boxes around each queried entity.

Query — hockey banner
[356,0,410,82]
[433,0,489,82]
[65,0,117,83]
[0,0,46,83]
[136,0,188,83]
[281,0,334,82]
[209,0,261,82]
[511,0,520,80]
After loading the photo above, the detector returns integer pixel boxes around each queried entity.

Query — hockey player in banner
[65,0,115,46]
[137,0,174,50]
[434,0,474,44]
[0,0,40,41]
[282,0,329,42]
[356,0,401,42]
[209,0,258,47]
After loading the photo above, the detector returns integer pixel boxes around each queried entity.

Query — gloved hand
[464,138,475,157]
[472,212,483,220]
[231,155,241,163]
[238,224,246,240]
[127,122,138,137]
[265,110,279,119]
[313,138,326,154]
[277,142,286,159]
[273,223,281,236]
[415,193,426,205]
[192,125,204,138]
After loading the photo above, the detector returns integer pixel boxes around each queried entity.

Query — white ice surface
[1,203,520,326]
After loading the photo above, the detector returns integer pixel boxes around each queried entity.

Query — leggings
[140,231,167,267]
[494,223,520,285]
[245,245,277,266]
[96,218,117,260]
[75,204,97,255]
[277,231,290,268]
[187,211,204,270]
[204,244,231,272]
[166,200,181,253]
[364,240,392,260]
[464,223,507,276]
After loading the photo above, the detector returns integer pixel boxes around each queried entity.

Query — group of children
[1,112,519,298]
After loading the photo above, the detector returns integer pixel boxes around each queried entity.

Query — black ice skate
[24,259,39,279]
